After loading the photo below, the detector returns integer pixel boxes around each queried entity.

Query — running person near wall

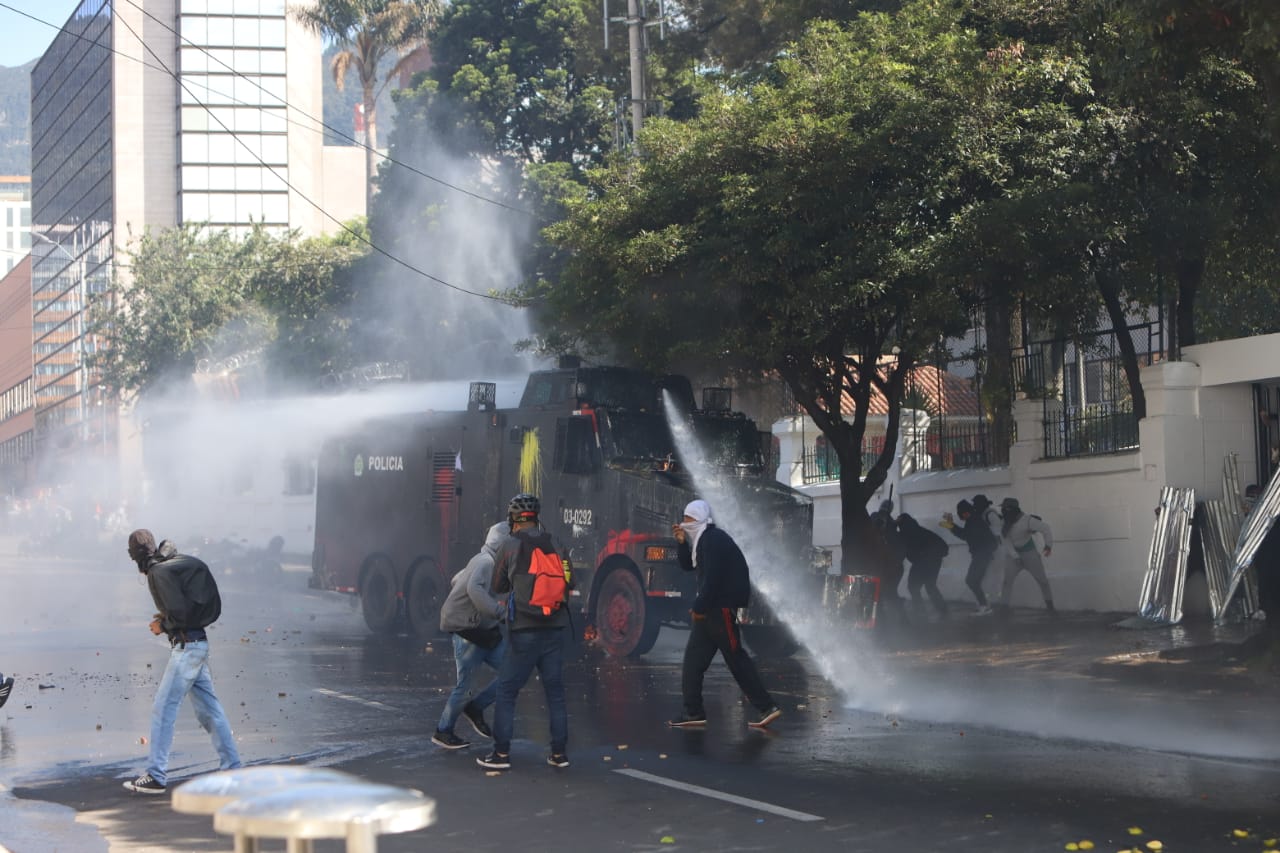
[997,498,1055,613]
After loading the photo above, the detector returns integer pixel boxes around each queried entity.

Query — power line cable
[110,11,518,304]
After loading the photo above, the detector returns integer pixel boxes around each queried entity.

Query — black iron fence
[1015,321,1159,459]
[800,435,887,485]
[904,417,1014,471]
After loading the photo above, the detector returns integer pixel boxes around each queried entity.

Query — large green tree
[529,8,1039,573]
[93,225,365,397]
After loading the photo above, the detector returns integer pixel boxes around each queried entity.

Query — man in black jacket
[123,529,241,795]
[941,498,998,615]
[896,513,950,619]
[668,500,781,730]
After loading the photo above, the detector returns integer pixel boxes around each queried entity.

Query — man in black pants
[667,499,781,730]
[896,513,950,619]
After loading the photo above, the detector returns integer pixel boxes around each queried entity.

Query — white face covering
[680,500,713,566]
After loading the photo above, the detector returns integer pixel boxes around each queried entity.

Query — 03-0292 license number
[563,508,593,526]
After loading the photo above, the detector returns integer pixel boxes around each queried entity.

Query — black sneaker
[123,773,166,795]
[547,753,570,768]
[431,730,470,750]
[476,751,511,770]
[667,714,707,728]
[461,703,494,740]
[0,676,12,709]
[748,706,782,729]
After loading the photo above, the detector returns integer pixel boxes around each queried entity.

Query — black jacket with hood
[145,541,221,641]
[895,515,949,565]
[677,525,753,614]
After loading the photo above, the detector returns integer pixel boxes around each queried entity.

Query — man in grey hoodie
[433,522,510,750]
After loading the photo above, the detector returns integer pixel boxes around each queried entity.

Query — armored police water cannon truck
[310,363,828,657]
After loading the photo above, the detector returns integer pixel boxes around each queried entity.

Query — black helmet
[508,493,541,520]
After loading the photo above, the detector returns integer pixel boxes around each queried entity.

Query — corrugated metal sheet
[1221,465,1280,618]
[1222,452,1246,523]
[1138,486,1195,624]
[1201,499,1243,619]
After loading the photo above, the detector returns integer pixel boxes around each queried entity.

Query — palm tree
[292,0,438,214]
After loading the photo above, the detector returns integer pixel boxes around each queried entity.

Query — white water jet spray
[661,390,895,707]
[660,391,1280,758]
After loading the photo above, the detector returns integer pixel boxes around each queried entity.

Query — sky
[0,1,84,68]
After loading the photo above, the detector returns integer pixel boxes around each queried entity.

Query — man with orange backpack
[477,493,574,771]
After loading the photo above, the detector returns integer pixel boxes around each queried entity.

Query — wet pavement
[1,537,1278,852]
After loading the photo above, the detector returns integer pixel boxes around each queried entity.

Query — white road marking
[314,688,395,710]
[614,768,825,822]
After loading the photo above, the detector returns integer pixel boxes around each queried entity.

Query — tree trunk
[1174,254,1203,349]
[363,83,378,217]
[1096,268,1146,420]
[983,283,1012,464]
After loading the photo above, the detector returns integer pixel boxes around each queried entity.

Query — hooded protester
[667,499,781,730]
[941,498,1000,614]
[123,529,241,795]
[433,521,511,750]
[871,498,906,604]
[997,498,1055,612]
[896,513,950,618]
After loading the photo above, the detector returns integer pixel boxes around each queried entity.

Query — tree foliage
[93,224,365,397]
[531,7,1056,570]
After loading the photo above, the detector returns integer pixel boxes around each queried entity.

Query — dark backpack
[510,532,567,621]
[169,555,222,629]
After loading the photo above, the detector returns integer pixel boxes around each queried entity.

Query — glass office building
[29,0,114,449]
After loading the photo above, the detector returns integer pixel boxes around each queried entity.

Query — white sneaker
[971,606,993,616]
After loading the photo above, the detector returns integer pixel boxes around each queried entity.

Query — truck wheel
[741,624,799,658]
[594,568,660,657]
[360,557,398,634]
[406,561,442,638]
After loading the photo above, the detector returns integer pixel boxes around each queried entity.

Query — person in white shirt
[997,497,1055,613]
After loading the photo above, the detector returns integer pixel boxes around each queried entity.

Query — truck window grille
[432,452,457,502]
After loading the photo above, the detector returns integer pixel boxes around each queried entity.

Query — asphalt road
[1,540,1278,852]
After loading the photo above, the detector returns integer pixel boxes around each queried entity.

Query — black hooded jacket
[677,525,752,614]
[145,543,222,638]
[896,515,949,565]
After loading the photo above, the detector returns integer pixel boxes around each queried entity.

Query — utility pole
[605,0,664,148]
[626,0,645,143]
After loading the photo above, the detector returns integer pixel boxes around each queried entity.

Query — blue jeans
[492,628,567,755]
[437,633,506,733]
[147,640,241,785]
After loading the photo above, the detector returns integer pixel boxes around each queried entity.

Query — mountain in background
[0,61,32,175]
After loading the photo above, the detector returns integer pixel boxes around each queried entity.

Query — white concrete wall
[774,351,1268,615]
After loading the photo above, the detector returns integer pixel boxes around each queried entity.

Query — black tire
[406,560,443,639]
[360,556,399,634]
[593,567,661,657]
[741,623,800,658]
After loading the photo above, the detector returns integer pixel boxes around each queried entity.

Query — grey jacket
[439,523,509,633]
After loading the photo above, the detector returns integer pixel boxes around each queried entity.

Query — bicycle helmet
[508,493,541,521]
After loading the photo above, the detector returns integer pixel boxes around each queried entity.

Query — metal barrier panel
[1201,499,1245,619]
[1139,486,1194,624]
[1221,464,1280,619]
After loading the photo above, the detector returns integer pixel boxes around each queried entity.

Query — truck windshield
[603,411,676,464]
[690,416,764,471]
